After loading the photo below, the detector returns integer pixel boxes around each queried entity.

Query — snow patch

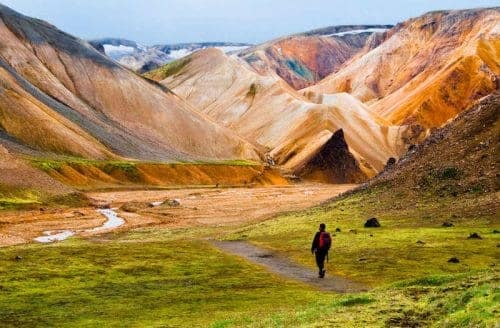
[168,46,249,60]
[329,28,388,37]
[168,48,194,59]
[103,44,136,59]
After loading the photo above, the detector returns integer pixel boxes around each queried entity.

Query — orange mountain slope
[239,25,391,90]
[305,8,499,128]
[147,49,405,182]
[0,4,258,162]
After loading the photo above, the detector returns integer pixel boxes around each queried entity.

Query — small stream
[34,208,125,243]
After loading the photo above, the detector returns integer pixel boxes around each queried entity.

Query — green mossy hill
[143,57,192,81]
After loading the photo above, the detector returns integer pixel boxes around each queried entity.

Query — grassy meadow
[0,182,498,327]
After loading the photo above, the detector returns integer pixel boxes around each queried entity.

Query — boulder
[162,199,181,207]
[120,202,151,213]
[467,232,482,239]
[364,218,381,228]
[385,157,397,168]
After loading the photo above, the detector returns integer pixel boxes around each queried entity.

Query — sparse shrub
[247,83,258,98]
[100,162,140,181]
[436,167,460,180]
[338,295,374,307]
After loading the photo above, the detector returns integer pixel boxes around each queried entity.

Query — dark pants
[315,250,328,273]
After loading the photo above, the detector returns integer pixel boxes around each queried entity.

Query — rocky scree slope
[362,92,499,216]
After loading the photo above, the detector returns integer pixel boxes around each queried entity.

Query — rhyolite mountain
[147,7,499,183]
[90,38,250,73]
[0,4,258,164]
[146,48,406,182]
[305,8,499,129]
[0,3,498,196]
[239,25,392,89]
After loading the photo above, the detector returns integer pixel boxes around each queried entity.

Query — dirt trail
[213,240,369,293]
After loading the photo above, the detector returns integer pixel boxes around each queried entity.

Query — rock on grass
[364,218,381,228]
[467,232,482,239]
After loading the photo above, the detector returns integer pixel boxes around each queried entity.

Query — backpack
[318,232,332,250]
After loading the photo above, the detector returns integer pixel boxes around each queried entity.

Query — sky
[1,0,498,45]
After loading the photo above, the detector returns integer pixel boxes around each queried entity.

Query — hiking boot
[319,269,325,278]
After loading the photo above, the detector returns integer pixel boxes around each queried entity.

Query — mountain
[305,8,499,128]
[146,48,405,182]
[0,4,258,164]
[89,38,171,72]
[361,92,498,213]
[239,25,392,89]
[89,38,250,73]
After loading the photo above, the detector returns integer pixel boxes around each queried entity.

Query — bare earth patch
[0,183,356,246]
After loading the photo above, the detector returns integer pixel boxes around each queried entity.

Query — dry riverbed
[0,183,356,246]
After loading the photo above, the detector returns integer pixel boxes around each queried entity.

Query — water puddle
[34,230,75,243]
[88,209,125,232]
[34,208,125,243]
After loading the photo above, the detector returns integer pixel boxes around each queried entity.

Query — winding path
[212,240,369,293]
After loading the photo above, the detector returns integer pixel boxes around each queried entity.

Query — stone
[442,222,454,227]
[364,218,381,228]
[162,199,181,207]
[448,257,460,263]
[467,232,482,239]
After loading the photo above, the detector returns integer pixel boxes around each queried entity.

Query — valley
[0,183,354,247]
[0,3,498,327]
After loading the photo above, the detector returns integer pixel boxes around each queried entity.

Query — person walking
[311,223,331,278]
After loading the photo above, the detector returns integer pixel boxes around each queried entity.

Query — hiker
[311,223,331,278]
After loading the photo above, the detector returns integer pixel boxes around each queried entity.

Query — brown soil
[0,183,356,246]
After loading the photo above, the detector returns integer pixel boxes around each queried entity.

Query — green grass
[1,233,496,327]
[0,238,323,327]
[0,186,42,210]
[144,57,192,80]
[225,187,499,287]
[1,179,497,326]
[31,157,260,171]
[0,196,41,209]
